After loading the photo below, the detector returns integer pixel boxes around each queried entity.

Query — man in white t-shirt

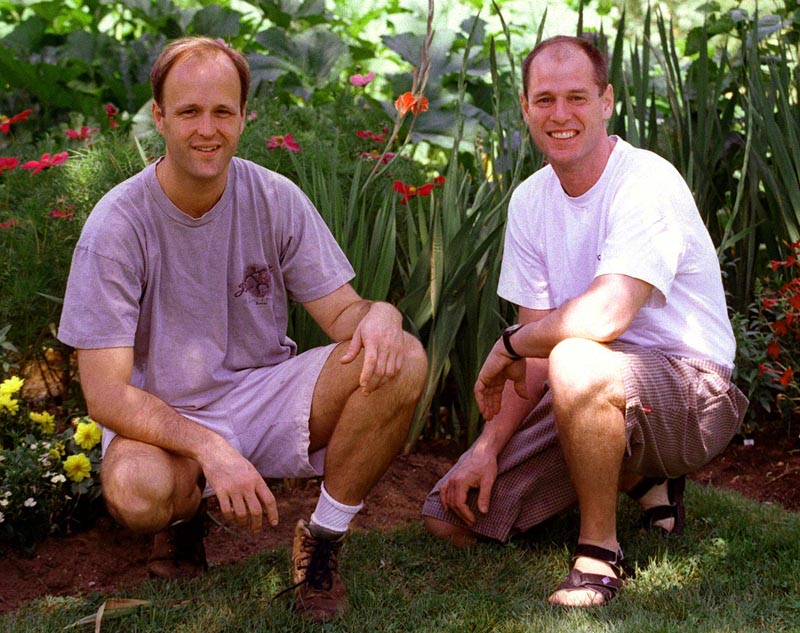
[58,37,427,623]
[421,35,747,607]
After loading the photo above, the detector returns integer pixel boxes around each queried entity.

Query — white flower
[0,498,8,507]
[50,474,66,484]
[0,511,4,523]
[24,497,36,508]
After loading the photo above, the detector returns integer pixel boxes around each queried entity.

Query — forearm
[84,381,229,464]
[508,275,653,359]
[327,300,401,342]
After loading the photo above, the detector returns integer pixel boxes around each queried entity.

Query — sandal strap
[626,476,666,500]
[573,544,633,580]
[555,567,624,604]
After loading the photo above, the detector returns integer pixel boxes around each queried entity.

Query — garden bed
[0,427,797,615]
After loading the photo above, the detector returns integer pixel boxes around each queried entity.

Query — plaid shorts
[421,341,748,542]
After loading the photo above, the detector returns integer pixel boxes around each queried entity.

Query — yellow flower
[29,411,55,434]
[0,393,19,415]
[0,376,24,395]
[63,453,92,482]
[74,420,102,450]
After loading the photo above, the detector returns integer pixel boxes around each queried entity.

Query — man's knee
[398,332,428,399]
[423,515,477,548]
[548,338,625,409]
[101,439,199,533]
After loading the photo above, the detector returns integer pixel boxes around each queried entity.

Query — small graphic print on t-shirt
[235,264,274,303]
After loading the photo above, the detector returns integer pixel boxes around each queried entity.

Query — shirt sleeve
[497,180,554,310]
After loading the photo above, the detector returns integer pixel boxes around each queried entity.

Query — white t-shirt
[498,137,735,368]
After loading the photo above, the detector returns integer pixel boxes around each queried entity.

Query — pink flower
[359,150,394,164]
[349,71,376,87]
[65,126,98,141]
[0,109,33,134]
[0,156,19,174]
[0,218,19,229]
[104,104,119,118]
[248,111,258,121]
[21,151,69,175]
[266,134,301,152]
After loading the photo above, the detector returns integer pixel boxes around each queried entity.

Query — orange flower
[394,92,429,116]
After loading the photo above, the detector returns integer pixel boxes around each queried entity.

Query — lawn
[2,481,798,632]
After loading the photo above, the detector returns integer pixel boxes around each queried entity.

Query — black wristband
[502,324,524,360]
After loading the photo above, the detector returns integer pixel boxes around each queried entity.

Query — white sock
[309,482,364,537]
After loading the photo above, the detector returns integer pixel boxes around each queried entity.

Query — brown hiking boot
[291,519,347,622]
[147,499,209,579]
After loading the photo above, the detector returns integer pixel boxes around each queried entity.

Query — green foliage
[2,0,800,451]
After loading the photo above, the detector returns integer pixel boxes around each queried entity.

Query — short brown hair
[150,36,250,112]
[521,35,608,98]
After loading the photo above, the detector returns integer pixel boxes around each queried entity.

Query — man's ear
[519,92,530,124]
[601,84,614,121]
[152,100,164,133]
[239,101,247,133]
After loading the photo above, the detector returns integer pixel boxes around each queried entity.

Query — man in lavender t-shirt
[58,37,427,623]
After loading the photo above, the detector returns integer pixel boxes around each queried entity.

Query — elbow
[587,312,635,343]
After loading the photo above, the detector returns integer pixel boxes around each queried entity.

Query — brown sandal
[552,544,633,606]
[627,475,686,536]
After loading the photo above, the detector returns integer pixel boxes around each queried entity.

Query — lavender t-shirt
[58,157,354,409]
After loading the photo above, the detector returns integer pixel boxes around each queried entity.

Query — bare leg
[546,338,627,607]
[309,332,427,505]
[101,436,203,533]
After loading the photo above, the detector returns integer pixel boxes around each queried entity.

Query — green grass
[2,482,799,632]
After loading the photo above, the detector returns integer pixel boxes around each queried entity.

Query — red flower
[762,297,778,310]
[65,126,98,141]
[772,320,789,336]
[767,341,782,359]
[393,180,434,204]
[779,367,795,386]
[0,109,33,134]
[394,92,429,116]
[0,156,19,174]
[105,104,119,118]
[266,134,301,152]
[0,218,19,229]
[356,130,386,143]
[21,151,69,176]
[434,175,446,187]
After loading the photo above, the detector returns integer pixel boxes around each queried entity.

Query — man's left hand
[339,302,405,393]
[474,341,528,420]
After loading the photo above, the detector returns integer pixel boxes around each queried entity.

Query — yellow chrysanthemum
[63,453,92,482]
[74,420,102,450]
[29,410,56,434]
[0,376,24,395]
[0,393,19,415]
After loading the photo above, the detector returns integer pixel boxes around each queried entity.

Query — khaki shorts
[421,341,748,542]
[101,343,339,484]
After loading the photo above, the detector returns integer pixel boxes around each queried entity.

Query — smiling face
[152,50,245,217]
[520,42,614,196]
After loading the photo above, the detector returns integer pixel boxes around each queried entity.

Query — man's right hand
[199,439,279,533]
[438,448,498,526]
